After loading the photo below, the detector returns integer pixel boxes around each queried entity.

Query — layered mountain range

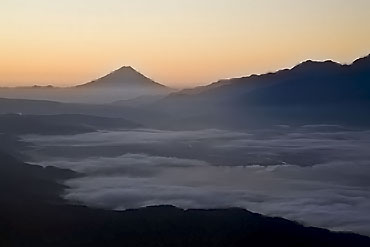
[1,54,370,246]
[0,54,369,128]
[151,54,370,128]
[174,54,370,106]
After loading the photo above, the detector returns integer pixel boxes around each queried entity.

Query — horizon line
[0,52,369,90]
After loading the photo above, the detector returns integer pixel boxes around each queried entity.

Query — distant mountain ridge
[153,54,370,128]
[0,53,368,111]
[179,54,370,97]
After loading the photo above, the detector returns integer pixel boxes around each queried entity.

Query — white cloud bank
[24,126,370,236]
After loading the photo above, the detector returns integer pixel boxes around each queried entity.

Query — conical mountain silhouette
[78,66,167,89]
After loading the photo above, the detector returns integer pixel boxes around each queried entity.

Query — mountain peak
[77,66,167,89]
[351,54,370,68]
[109,66,145,77]
[116,66,136,72]
[293,59,339,69]
[121,65,134,69]
[291,59,341,74]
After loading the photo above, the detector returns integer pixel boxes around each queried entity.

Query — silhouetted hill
[235,55,370,106]
[172,54,370,105]
[77,66,168,89]
[0,150,369,246]
[351,54,370,70]
[155,54,370,128]
[0,151,76,204]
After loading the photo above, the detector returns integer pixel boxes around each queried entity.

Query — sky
[1,0,370,88]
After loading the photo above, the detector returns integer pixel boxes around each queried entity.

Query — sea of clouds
[23,125,370,236]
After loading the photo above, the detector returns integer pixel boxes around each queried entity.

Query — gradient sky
[1,0,370,88]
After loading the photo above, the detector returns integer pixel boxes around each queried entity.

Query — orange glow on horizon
[1,0,369,88]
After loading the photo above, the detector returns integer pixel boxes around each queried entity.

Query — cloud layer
[24,126,370,236]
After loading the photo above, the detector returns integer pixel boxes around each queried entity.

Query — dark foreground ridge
[1,151,369,247]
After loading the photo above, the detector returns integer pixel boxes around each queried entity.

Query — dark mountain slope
[169,54,370,105]
[0,151,76,204]
[236,56,370,106]
[154,54,370,128]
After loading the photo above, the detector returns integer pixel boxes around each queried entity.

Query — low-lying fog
[22,126,370,236]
